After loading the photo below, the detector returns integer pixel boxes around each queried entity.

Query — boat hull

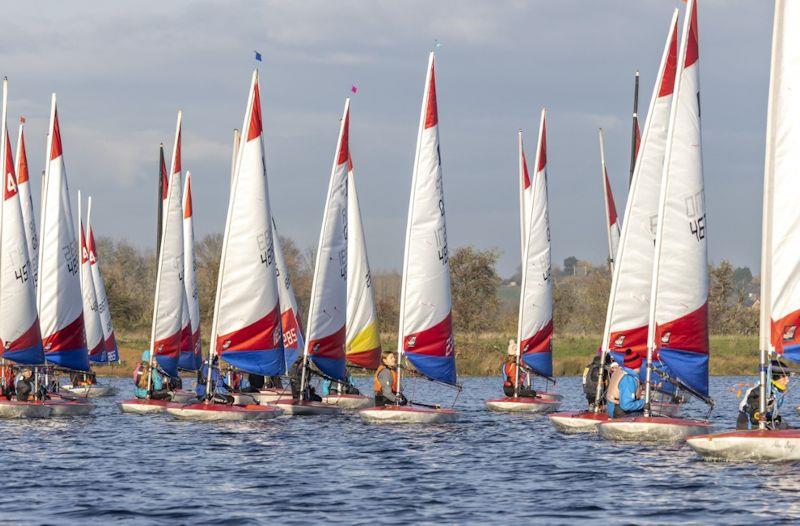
[166,403,282,421]
[687,429,800,462]
[171,390,198,404]
[233,389,291,405]
[322,394,373,410]
[62,384,117,398]
[485,397,560,413]
[0,400,51,419]
[536,391,564,402]
[359,405,459,424]
[273,399,342,416]
[549,410,609,433]
[598,416,712,443]
[119,398,172,414]
[45,399,94,417]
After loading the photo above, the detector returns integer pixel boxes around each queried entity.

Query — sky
[1,0,773,277]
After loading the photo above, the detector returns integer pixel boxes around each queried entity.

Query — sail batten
[398,52,456,386]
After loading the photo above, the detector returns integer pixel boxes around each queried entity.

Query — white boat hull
[118,398,172,414]
[233,389,291,405]
[62,384,117,398]
[359,405,459,424]
[273,399,342,416]
[322,394,373,410]
[687,430,800,462]
[549,411,609,433]
[485,397,560,413]
[46,400,94,417]
[0,400,51,419]
[598,416,712,443]
[166,403,282,421]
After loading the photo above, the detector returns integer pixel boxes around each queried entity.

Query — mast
[629,71,640,187]
[230,129,240,185]
[515,130,525,397]
[759,0,784,428]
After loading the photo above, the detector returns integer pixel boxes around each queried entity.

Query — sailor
[582,350,608,410]
[374,351,407,407]
[243,373,265,393]
[502,348,537,398]
[736,360,792,430]
[196,355,234,404]
[288,356,322,402]
[606,350,645,418]
[322,374,360,397]
[15,368,34,401]
[134,350,172,401]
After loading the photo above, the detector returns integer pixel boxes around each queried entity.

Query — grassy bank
[93,330,759,378]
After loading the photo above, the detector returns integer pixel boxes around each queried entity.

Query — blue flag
[254,50,262,62]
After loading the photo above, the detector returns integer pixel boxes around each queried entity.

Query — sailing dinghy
[486,112,560,413]
[166,75,283,421]
[359,52,459,424]
[323,100,379,411]
[0,81,51,419]
[275,100,358,416]
[120,112,188,414]
[34,93,96,416]
[598,0,713,442]
[551,10,680,433]
[688,0,800,461]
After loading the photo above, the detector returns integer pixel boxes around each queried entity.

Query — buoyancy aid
[502,362,526,388]
[605,367,625,405]
[374,365,399,394]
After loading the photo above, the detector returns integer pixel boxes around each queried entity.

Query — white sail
[182,172,201,369]
[602,10,680,361]
[647,0,709,397]
[14,120,38,290]
[762,0,800,362]
[305,99,350,382]
[517,109,553,378]
[78,193,105,363]
[0,81,42,365]
[86,198,118,362]
[210,70,283,376]
[38,94,89,371]
[272,218,304,370]
[346,158,381,370]
[598,129,621,271]
[147,111,185,376]
[518,130,532,261]
[398,52,456,386]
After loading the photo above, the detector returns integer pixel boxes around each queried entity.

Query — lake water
[2,375,799,525]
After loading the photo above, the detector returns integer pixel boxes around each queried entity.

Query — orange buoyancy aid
[374,365,399,394]
[503,362,526,388]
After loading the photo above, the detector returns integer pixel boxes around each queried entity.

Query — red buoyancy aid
[374,365,399,394]
[502,362,526,388]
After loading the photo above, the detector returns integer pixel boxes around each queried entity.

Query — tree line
[97,235,758,338]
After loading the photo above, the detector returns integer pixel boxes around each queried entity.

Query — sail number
[63,243,79,275]
[685,191,706,242]
[257,230,275,268]
[283,328,298,348]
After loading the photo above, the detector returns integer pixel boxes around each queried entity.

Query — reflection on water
[1,375,798,524]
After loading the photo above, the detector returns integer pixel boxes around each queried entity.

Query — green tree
[449,246,502,333]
